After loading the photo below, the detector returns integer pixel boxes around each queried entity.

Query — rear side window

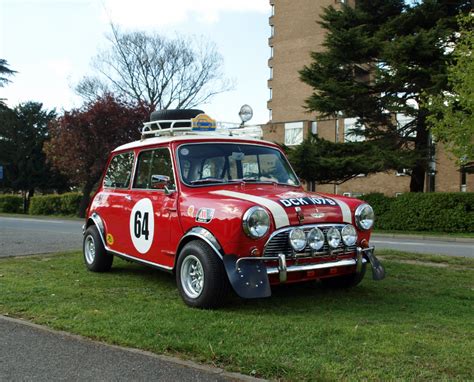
[103,152,134,189]
[133,148,175,190]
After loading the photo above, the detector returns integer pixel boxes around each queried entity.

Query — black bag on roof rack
[150,109,204,129]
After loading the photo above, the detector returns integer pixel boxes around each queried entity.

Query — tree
[0,59,15,87]
[300,0,471,192]
[1,59,16,104]
[285,134,413,185]
[44,95,148,217]
[0,102,69,206]
[76,25,231,112]
[427,13,473,167]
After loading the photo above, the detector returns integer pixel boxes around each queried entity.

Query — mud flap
[223,255,271,299]
[365,249,386,281]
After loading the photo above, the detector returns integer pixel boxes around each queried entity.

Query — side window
[133,148,175,190]
[103,152,134,188]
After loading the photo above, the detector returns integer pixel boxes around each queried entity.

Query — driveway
[0,216,83,257]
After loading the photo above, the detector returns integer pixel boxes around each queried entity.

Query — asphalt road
[0,316,247,382]
[0,215,472,258]
[371,234,474,258]
[0,216,83,257]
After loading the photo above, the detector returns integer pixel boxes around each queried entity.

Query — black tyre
[83,225,113,272]
[176,240,230,308]
[150,109,204,127]
[321,264,367,289]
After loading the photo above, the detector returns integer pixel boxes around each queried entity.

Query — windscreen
[177,143,299,186]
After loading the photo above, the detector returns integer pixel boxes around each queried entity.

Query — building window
[271,25,274,37]
[269,66,273,79]
[270,46,273,58]
[344,118,365,142]
[311,121,318,135]
[396,168,411,176]
[271,4,275,16]
[284,122,304,146]
[269,88,272,100]
[269,109,272,121]
[461,168,467,192]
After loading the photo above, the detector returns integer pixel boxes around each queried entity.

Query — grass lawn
[1,250,473,381]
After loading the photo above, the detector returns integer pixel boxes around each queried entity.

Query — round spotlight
[326,227,341,248]
[341,224,357,246]
[238,104,253,124]
[307,228,324,251]
[289,228,306,252]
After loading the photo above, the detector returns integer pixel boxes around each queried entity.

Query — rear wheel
[321,264,366,288]
[83,225,113,272]
[176,240,230,308]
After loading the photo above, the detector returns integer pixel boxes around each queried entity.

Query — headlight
[242,206,270,239]
[289,228,306,251]
[307,228,324,251]
[341,224,357,246]
[326,227,341,248]
[355,204,375,231]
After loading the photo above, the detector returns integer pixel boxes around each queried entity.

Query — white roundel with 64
[129,198,154,254]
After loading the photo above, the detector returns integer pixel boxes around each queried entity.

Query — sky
[0,0,271,124]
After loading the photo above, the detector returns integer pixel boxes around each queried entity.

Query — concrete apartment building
[263,0,473,196]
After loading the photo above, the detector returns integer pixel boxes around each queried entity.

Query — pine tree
[300,0,471,191]
[0,59,15,87]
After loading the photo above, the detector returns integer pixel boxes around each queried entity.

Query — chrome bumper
[236,246,376,283]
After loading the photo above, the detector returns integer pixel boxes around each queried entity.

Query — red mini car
[83,109,385,308]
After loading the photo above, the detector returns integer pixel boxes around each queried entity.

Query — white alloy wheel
[180,255,205,299]
[84,234,96,265]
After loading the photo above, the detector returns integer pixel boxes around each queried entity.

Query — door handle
[124,195,132,201]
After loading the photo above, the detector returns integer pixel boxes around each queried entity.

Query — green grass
[1,251,473,381]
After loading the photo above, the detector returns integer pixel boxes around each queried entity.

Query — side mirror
[151,175,175,195]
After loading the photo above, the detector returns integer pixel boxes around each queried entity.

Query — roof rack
[141,117,263,140]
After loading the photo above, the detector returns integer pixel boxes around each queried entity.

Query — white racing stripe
[331,198,352,223]
[210,190,290,229]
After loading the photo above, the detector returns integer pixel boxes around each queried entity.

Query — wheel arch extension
[85,213,107,248]
[175,227,224,269]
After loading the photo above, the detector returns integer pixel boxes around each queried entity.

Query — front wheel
[83,225,113,272]
[176,240,230,308]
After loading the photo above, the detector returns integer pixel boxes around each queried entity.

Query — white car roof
[112,134,273,153]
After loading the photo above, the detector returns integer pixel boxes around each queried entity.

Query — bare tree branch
[75,26,232,112]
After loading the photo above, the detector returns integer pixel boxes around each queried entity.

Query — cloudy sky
[0,0,270,123]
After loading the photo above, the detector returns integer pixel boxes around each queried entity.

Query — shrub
[361,193,392,218]
[29,193,82,216]
[0,195,23,213]
[362,192,474,233]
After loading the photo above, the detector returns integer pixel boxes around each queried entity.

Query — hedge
[362,192,474,233]
[0,195,23,213]
[29,193,82,216]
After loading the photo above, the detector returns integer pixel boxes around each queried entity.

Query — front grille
[263,224,357,259]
